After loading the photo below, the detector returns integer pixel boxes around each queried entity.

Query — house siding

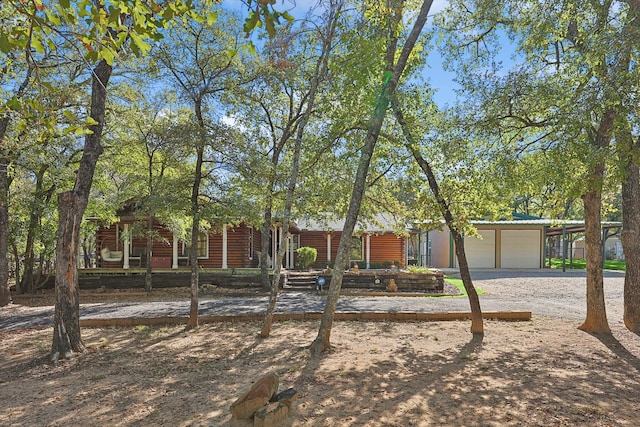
[95,217,411,270]
[299,231,329,267]
[369,233,405,266]
[298,231,407,268]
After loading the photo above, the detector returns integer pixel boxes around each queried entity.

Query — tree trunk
[578,109,615,334]
[20,165,48,293]
[392,101,484,334]
[310,0,434,355]
[615,0,640,330]
[579,188,610,333]
[0,151,10,307]
[145,214,154,293]
[618,120,640,331]
[452,233,484,333]
[51,59,112,362]
[21,226,36,294]
[260,233,284,338]
[261,159,297,337]
[187,216,200,329]
[51,192,86,361]
[260,2,341,337]
[621,161,640,331]
[186,136,205,329]
[260,209,273,290]
[260,139,301,337]
[11,241,21,294]
[0,65,32,307]
[186,166,203,328]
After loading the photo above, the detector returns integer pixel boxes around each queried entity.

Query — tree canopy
[3,0,639,355]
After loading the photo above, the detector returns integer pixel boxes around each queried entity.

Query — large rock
[253,402,288,427]
[271,387,298,408]
[230,373,279,419]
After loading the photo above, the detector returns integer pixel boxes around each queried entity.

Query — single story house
[295,215,413,269]
[93,208,415,270]
[94,202,621,271]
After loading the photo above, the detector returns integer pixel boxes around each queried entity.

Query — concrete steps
[282,271,318,291]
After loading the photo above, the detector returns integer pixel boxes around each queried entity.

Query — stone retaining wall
[43,269,445,292]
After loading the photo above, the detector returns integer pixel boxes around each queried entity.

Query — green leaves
[242,1,293,38]
[0,33,10,53]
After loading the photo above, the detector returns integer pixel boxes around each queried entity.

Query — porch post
[222,225,228,269]
[404,235,409,267]
[421,231,429,266]
[327,233,331,263]
[284,235,290,268]
[366,234,371,269]
[172,235,179,269]
[284,235,291,269]
[290,235,295,268]
[123,223,130,269]
[272,226,281,269]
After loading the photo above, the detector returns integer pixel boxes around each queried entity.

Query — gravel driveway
[0,269,627,331]
[450,269,626,322]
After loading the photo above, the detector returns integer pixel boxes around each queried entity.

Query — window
[350,235,364,261]
[181,232,209,259]
[407,234,419,264]
[248,226,254,259]
[196,232,208,258]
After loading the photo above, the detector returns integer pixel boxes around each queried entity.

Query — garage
[500,229,541,268]
[426,217,622,270]
[459,230,495,268]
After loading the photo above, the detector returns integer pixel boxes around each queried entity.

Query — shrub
[296,246,317,270]
[369,261,401,269]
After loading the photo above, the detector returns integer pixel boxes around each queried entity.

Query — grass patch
[443,277,485,298]
[548,258,626,271]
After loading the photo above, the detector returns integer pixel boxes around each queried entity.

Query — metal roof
[411,218,621,235]
[297,214,410,233]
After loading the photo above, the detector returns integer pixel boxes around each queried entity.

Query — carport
[544,221,622,271]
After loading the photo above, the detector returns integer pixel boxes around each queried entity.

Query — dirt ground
[2,314,640,426]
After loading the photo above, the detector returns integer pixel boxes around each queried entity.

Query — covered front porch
[95,220,299,271]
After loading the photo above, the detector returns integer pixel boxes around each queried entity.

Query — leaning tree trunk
[260,139,302,337]
[260,228,286,338]
[452,233,483,333]
[310,0,434,356]
[260,2,341,337]
[51,59,112,362]
[393,100,483,334]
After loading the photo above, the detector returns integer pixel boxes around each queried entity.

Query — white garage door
[500,230,541,268]
[460,230,495,268]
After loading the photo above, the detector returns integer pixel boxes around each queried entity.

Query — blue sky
[287,0,458,106]
[227,0,458,105]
